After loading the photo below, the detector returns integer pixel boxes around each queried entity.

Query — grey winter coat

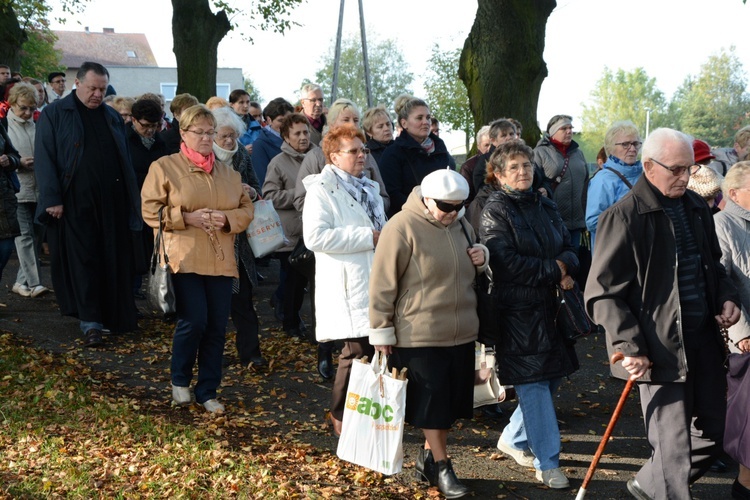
[715,199,750,352]
[533,136,588,231]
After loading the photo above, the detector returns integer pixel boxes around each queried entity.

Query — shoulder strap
[603,167,633,189]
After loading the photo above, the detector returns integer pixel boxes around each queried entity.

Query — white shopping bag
[336,352,407,475]
[245,200,287,258]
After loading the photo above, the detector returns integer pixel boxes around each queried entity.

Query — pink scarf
[181,142,215,173]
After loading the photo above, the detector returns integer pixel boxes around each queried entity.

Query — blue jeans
[0,237,15,281]
[502,377,563,471]
[171,273,233,404]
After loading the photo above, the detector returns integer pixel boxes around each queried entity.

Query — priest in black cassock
[35,61,143,348]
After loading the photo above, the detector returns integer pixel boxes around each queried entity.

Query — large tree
[0,2,29,69]
[172,0,304,102]
[670,47,750,147]
[459,0,556,145]
[314,33,413,112]
[424,45,474,153]
[581,67,668,150]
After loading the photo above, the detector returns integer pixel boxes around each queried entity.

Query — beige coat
[262,141,307,252]
[369,187,489,348]
[141,152,254,278]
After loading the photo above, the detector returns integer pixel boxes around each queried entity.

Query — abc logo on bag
[345,392,400,430]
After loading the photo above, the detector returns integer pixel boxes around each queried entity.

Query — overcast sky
[49,0,750,153]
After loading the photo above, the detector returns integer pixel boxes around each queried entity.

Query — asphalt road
[0,253,736,499]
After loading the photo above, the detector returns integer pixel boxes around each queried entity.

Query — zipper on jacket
[666,213,689,377]
[445,224,462,343]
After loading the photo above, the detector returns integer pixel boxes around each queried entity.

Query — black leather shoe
[709,458,729,473]
[415,448,434,483]
[317,346,334,380]
[733,479,750,500]
[627,478,653,500]
[83,329,103,348]
[479,403,504,419]
[245,355,267,367]
[433,459,469,499]
[270,296,284,322]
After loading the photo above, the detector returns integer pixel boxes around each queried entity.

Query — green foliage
[243,75,261,102]
[20,21,64,79]
[671,47,750,147]
[314,33,413,113]
[424,44,474,152]
[581,67,668,150]
[214,0,304,41]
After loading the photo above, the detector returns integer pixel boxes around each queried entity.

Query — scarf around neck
[329,165,386,231]
[550,137,569,156]
[421,136,435,155]
[181,142,215,173]
[213,140,238,164]
[132,124,155,150]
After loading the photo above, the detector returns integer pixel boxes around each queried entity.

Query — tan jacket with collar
[141,152,254,278]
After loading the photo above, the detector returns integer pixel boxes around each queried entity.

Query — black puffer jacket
[378,132,451,217]
[0,123,20,239]
[479,188,579,385]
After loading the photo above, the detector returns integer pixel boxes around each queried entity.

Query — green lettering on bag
[350,394,394,422]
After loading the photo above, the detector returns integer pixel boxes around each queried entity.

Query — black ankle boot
[733,478,750,500]
[434,459,469,499]
[317,344,334,380]
[415,448,434,483]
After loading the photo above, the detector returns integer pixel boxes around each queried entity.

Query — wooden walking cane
[575,352,638,500]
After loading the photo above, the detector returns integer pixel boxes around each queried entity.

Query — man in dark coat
[585,128,741,500]
[35,61,142,347]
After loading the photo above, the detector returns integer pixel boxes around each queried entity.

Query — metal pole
[331,0,346,105]
[645,108,651,138]
[357,0,373,108]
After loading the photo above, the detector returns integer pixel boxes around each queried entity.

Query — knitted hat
[547,115,573,136]
[687,166,723,199]
[692,139,715,163]
[421,168,469,201]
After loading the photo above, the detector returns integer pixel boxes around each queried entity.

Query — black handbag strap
[603,167,633,189]
[459,218,495,286]
[150,207,170,273]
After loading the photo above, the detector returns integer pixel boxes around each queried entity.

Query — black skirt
[389,341,474,429]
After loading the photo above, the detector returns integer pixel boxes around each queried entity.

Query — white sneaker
[171,384,191,405]
[29,285,49,298]
[12,283,31,297]
[202,399,225,413]
[496,435,535,467]
[536,467,570,489]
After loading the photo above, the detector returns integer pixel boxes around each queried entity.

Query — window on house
[126,50,136,58]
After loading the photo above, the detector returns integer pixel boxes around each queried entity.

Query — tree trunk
[459,0,556,144]
[0,4,27,72]
[171,0,231,103]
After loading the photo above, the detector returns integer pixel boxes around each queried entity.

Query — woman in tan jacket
[142,105,253,414]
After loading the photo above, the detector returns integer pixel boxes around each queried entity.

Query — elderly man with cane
[585,128,740,500]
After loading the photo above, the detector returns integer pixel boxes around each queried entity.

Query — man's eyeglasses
[434,200,464,213]
[650,157,700,177]
[136,120,160,131]
[185,129,216,139]
[615,141,642,150]
[338,148,370,156]
[303,98,324,104]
